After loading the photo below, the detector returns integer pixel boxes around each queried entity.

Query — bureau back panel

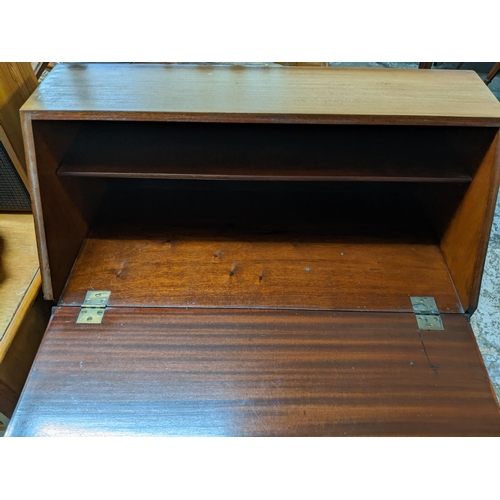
[57,121,494,182]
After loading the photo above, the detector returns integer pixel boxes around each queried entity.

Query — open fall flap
[7,306,500,436]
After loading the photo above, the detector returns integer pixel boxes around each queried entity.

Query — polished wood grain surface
[7,307,500,436]
[21,64,500,126]
[60,182,462,312]
[57,122,494,183]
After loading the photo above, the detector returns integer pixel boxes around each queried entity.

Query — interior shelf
[60,180,462,313]
[55,121,494,183]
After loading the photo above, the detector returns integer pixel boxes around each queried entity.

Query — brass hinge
[410,296,444,330]
[76,291,111,324]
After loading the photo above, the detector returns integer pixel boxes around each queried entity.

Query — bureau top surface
[21,64,500,125]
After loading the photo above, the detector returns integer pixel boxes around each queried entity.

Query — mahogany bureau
[6,63,500,436]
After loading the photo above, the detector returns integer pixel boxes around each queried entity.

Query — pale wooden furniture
[0,214,50,417]
[6,64,500,436]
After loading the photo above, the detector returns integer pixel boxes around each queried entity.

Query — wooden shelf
[54,122,494,183]
[58,164,472,183]
[0,214,39,346]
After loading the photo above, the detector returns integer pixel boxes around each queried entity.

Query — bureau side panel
[22,112,54,298]
[22,115,105,301]
[441,130,500,314]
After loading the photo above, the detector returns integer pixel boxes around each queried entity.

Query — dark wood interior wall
[25,118,106,301]
[58,122,489,183]
[440,130,500,314]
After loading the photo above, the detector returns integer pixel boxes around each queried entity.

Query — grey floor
[471,194,500,401]
[330,62,500,401]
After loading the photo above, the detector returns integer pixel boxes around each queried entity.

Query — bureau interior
[31,120,499,313]
[54,179,463,313]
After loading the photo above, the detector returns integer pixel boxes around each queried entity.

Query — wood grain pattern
[21,64,500,126]
[440,131,500,314]
[57,122,493,183]
[60,183,462,312]
[7,307,500,436]
[62,235,459,312]
[0,62,38,185]
[0,214,40,345]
